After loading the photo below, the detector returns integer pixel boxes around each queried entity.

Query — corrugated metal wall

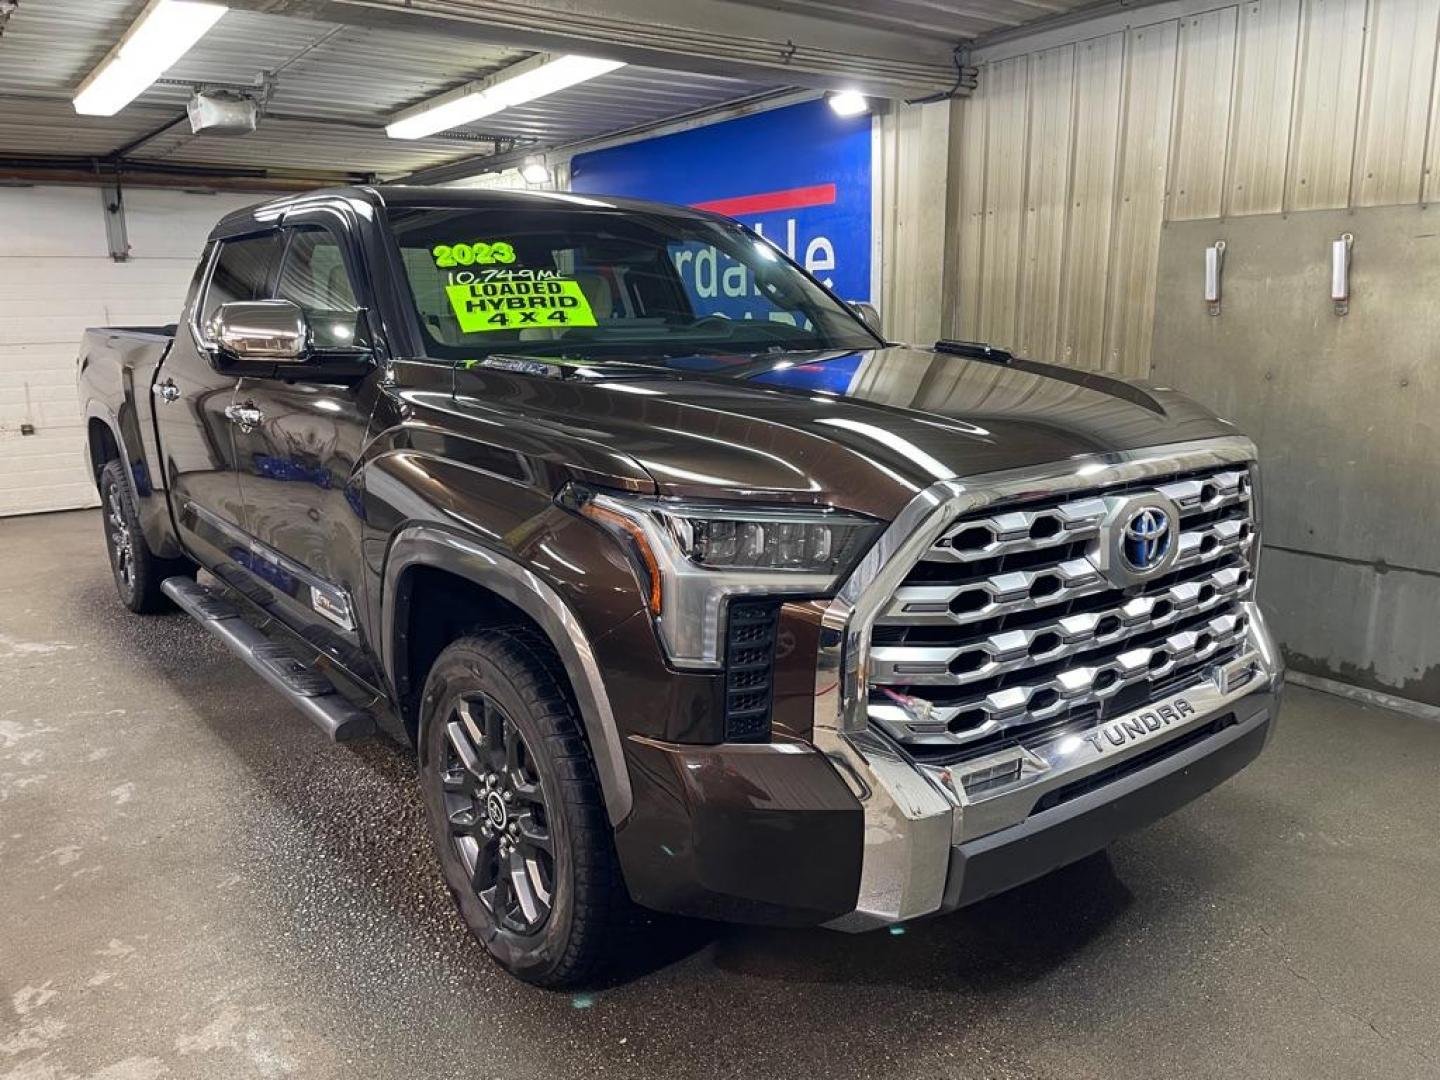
[948,0,1440,376]
[876,100,952,344]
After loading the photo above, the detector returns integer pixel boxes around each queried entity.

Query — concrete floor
[2,509,1438,1080]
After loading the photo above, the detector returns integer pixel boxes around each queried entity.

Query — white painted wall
[0,185,266,517]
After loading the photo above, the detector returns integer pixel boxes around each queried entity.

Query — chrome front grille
[867,466,1256,761]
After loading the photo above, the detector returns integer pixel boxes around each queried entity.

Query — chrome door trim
[185,500,358,633]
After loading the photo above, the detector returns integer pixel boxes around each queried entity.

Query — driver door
[154,232,282,572]
[229,220,385,687]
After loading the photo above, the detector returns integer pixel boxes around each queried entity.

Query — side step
[162,576,376,742]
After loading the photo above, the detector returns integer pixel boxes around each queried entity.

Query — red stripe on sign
[692,183,837,216]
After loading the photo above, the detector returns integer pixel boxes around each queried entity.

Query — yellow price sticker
[445,277,598,333]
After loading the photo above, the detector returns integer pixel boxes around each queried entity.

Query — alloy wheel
[441,692,556,935]
[105,482,134,592]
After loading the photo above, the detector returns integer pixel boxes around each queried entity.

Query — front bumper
[818,604,1283,930]
[944,678,1276,911]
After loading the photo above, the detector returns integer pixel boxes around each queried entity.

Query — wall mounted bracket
[1205,240,1226,315]
[99,175,130,262]
[1331,232,1353,316]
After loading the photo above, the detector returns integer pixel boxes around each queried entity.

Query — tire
[98,460,189,614]
[418,629,623,988]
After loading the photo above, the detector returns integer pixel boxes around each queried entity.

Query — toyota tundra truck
[76,186,1282,987]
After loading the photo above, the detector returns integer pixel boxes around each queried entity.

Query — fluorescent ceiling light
[74,0,228,117]
[827,90,869,117]
[520,157,551,185]
[387,54,626,140]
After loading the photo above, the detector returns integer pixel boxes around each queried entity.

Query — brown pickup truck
[76,185,1282,986]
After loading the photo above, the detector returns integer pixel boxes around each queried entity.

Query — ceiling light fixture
[387,54,626,141]
[520,157,551,185]
[827,90,869,118]
[73,0,228,117]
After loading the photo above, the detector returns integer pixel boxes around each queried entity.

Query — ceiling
[725,0,1102,42]
[0,0,785,182]
[0,0,1100,186]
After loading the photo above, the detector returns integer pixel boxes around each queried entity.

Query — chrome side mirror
[210,300,309,362]
[849,301,882,337]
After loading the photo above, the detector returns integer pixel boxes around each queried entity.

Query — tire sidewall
[418,640,580,982]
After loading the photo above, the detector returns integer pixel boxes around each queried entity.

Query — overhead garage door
[0,186,266,517]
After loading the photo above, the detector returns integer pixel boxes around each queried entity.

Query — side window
[199,233,283,330]
[276,227,368,349]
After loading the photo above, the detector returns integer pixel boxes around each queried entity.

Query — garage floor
[3,510,1438,1080]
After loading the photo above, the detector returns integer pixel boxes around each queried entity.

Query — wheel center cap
[485,791,508,829]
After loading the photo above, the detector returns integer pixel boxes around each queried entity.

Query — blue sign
[569,99,873,305]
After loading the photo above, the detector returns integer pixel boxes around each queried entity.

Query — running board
[162,576,375,742]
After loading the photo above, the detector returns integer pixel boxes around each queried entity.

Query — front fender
[380,524,634,826]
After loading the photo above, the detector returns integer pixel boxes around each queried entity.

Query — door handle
[152,378,180,403]
[224,402,265,433]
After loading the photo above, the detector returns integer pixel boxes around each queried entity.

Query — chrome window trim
[810,434,1278,930]
[187,240,224,355]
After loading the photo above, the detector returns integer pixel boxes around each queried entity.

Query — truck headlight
[563,486,882,668]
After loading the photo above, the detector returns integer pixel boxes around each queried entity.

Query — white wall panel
[0,186,267,518]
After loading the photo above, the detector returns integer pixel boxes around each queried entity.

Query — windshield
[388,204,879,364]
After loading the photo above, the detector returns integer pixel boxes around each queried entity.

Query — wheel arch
[382,524,633,826]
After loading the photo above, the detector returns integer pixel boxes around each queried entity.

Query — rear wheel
[99,460,188,614]
[418,629,623,987]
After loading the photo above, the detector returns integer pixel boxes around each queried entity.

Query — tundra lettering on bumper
[811,436,1282,930]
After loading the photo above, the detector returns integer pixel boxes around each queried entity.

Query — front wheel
[99,460,189,614]
[418,630,623,987]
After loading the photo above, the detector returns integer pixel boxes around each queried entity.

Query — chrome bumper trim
[813,437,1275,930]
[822,610,1280,930]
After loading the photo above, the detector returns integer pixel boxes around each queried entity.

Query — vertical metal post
[100,176,130,262]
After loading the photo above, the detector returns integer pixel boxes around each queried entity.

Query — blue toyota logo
[1122,507,1172,571]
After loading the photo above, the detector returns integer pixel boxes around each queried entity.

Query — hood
[444,344,1241,521]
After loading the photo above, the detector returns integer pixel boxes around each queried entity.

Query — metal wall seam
[1285,0,1368,211]
[1102,20,1179,377]
[952,82,990,343]
[977,55,1030,348]
[1057,31,1126,371]
[1224,0,1302,217]
[1016,44,1076,362]
[1167,7,1239,222]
